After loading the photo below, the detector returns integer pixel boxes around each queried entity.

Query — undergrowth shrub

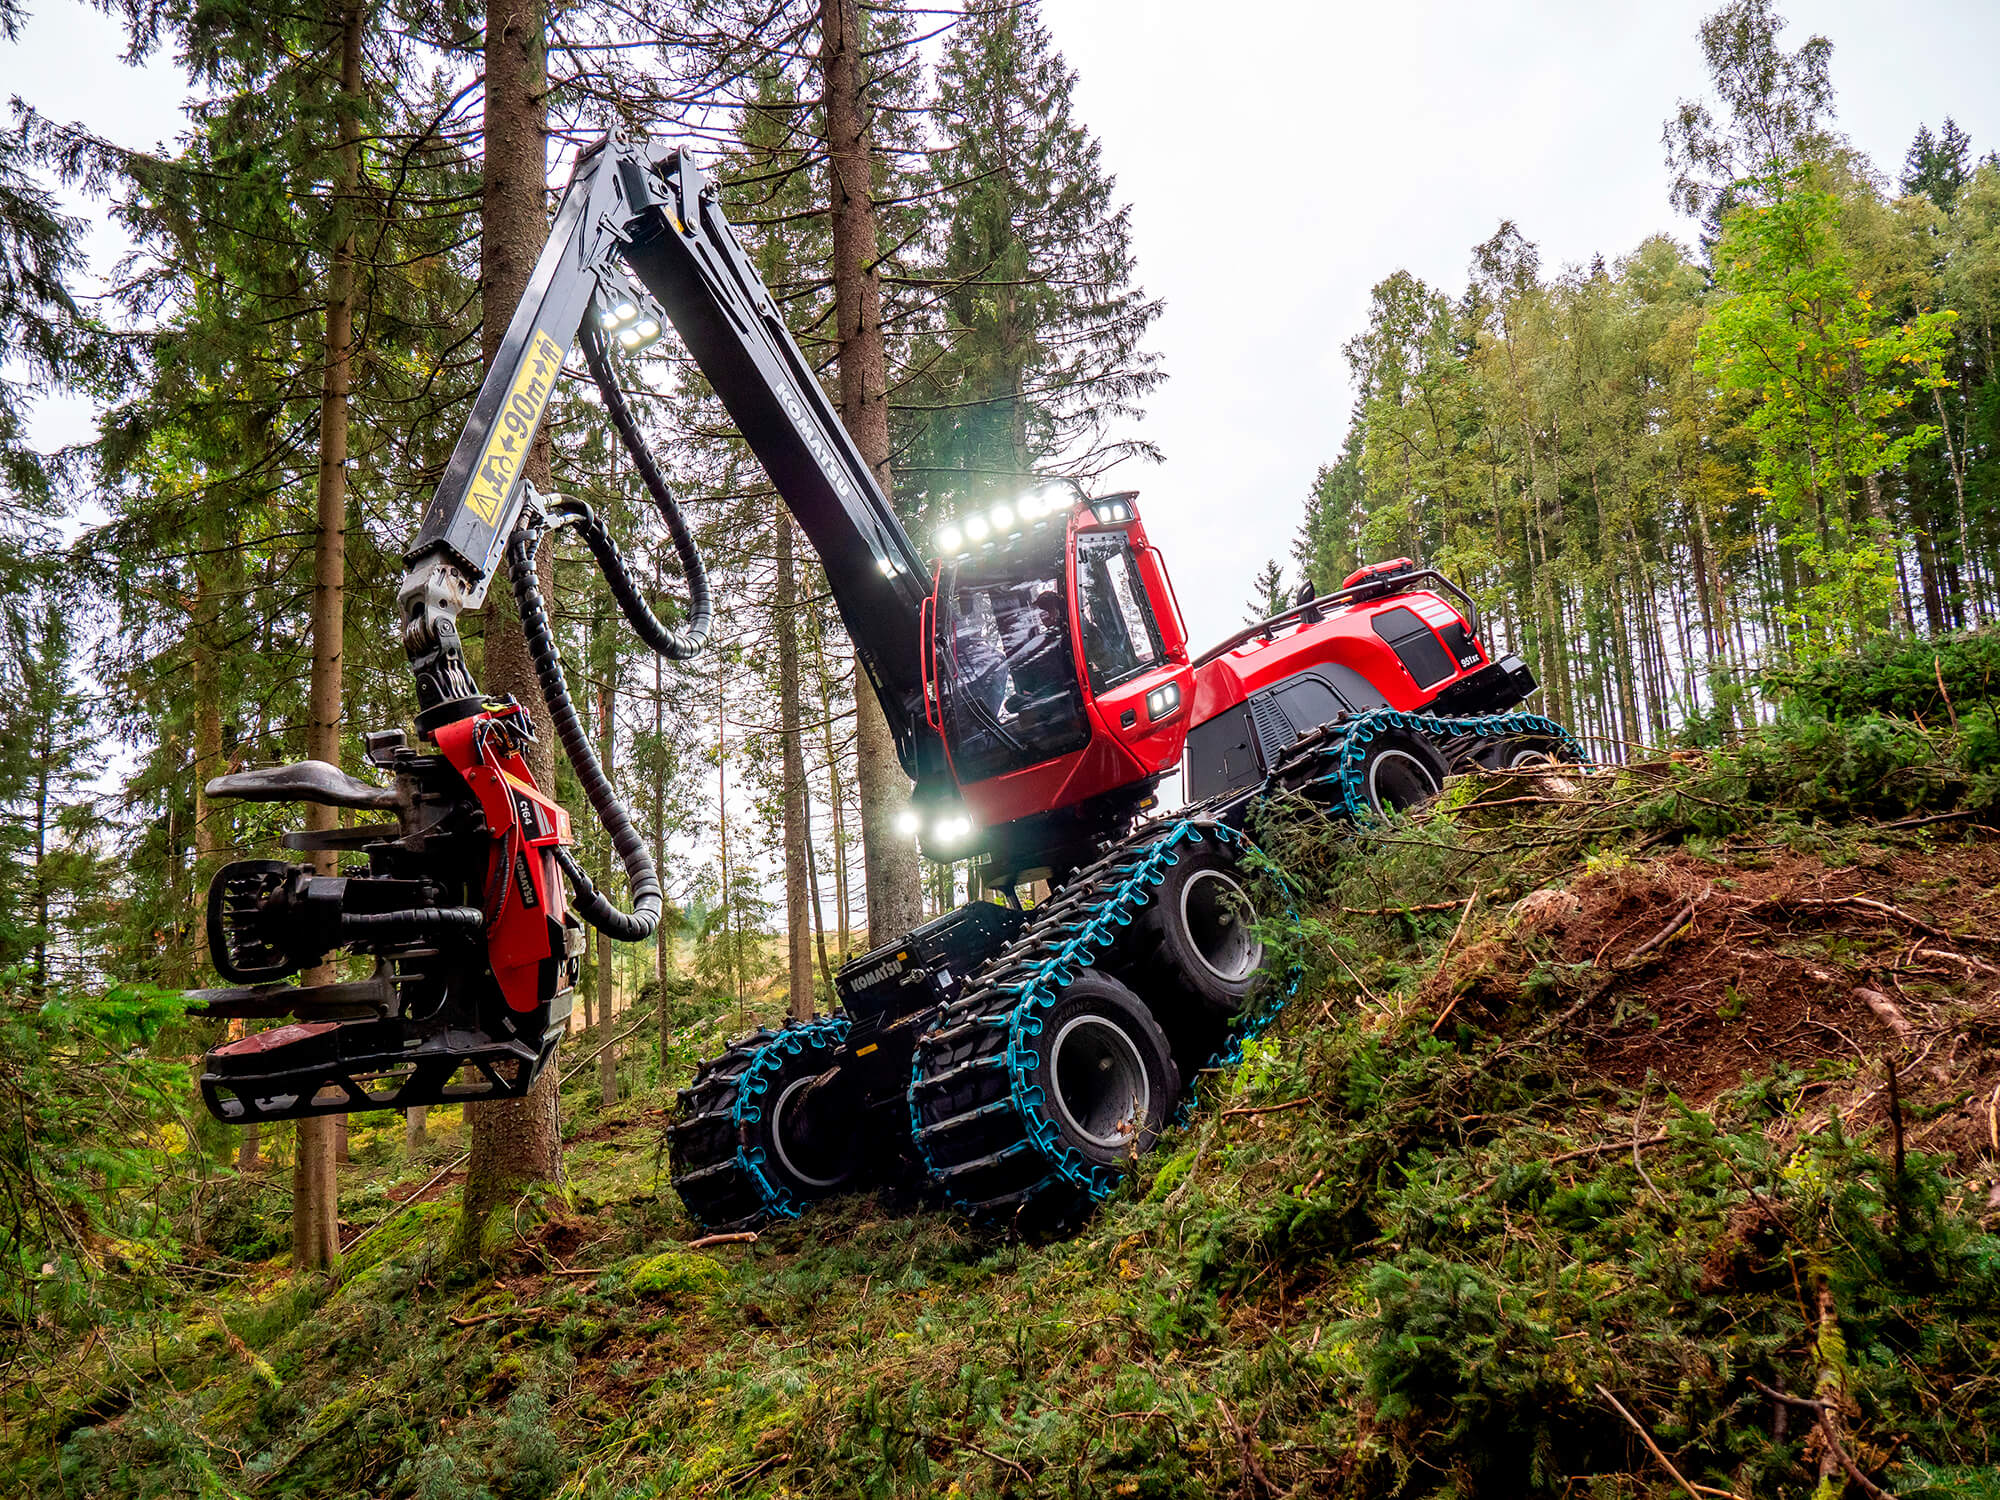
[1760,627,2000,721]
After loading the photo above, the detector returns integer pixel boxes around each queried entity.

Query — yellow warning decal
[466,329,564,525]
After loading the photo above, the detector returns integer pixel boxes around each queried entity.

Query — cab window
[1076,532,1164,690]
[938,537,1090,783]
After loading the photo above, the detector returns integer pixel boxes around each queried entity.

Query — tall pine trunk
[652,570,673,1077]
[776,504,814,1020]
[456,0,562,1260]
[292,0,364,1273]
[812,620,852,958]
[819,0,921,949]
[596,630,617,1107]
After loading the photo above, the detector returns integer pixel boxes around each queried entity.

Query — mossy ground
[7,713,2000,1498]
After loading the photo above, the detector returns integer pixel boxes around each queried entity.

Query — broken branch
[1596,1384,1745,1500]
[687,1231,759,1250]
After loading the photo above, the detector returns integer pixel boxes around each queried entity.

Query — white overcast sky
[8,0,2000,656]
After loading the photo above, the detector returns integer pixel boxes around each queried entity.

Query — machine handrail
[1190,569,1480,670]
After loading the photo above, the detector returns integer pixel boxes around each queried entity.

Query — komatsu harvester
[190,135,1579,1229]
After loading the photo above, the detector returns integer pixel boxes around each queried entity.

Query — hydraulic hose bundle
[508,326,714,943]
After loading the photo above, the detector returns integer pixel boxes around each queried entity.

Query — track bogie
[668,709,1585,1234]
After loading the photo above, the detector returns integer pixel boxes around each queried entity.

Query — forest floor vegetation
[7,688,2000,1498]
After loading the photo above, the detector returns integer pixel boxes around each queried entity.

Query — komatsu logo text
[776,386,857,502]
[467,330,565,525]
[847,957,902,991]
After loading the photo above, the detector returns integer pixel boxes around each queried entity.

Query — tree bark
[819,0,921,947]
[457,0,562,1259]
[291,0,365,1273]
[776,503,814,1020]
[812,617,852,959]
[595,629,617,1106]
[652,585,673,1076]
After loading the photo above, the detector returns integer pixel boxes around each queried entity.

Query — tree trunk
[457,0,562,1260]
[802,754,836,999]
[292,0,365,1273]
[812,618,852,959]
[819,0,921,949]
[405,1106,428,1151]
[776,503,814,1021]
[652,596,673,1077]
[596,632,617,1107]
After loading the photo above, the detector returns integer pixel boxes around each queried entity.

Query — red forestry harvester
[187,134,1580,1230]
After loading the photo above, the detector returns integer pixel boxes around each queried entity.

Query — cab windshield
[937,533,1090,783]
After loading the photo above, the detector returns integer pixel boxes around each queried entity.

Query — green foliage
[0,972,193,1337]
[1700,167,1954,649]
[1761,626,2000,719]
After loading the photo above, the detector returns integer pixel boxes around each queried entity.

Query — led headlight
[894,809,921,837]
[1145,681,1182,721]
[932,815,974,845]
[989,503,1015,532]
[935,523,964,555]
[1016,491,1044,521]
[1090,499,1132,525]
[964,514,991,543]
[598,299,640,330]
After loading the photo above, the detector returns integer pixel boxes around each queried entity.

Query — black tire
[1130,843,1266,1018]
[669,1017,858,1230]
[1468,732,1570,771]
[1023,974,1179,1173]
[1353,729,1448,814]
[910,971,1179,1220]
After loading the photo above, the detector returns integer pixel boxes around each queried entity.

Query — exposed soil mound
[1439,845,2000,1169]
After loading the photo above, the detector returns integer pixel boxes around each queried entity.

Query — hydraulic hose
[507,522,662,942]
[579,323,710,659]
[340,906,485,940]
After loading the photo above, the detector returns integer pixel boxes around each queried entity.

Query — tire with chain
[668,1016,856,1231]
[1350,727,1449,814]
[908,819,1289,1225]
[1129,841,1266,1017]
[910,971,1176,1227]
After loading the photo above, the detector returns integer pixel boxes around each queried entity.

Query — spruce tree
[1902,118,1973,212]
[911,0,1162,517]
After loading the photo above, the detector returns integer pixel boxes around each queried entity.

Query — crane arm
[397,133,934,773]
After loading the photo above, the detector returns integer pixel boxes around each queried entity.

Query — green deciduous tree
[1699,169,1954,653]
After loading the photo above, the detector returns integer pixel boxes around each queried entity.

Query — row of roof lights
[933,486,1067,557]
[930,486,1134,559]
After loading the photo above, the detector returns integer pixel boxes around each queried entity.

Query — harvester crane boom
[398,134,932,771]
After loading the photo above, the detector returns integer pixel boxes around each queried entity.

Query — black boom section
[619,150,934,775]
[406,146,626,590]
[397,135,935,774]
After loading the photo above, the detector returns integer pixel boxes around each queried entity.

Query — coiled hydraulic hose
[495,322,713,941]
[579,323,710,658]
[508,521,661,941]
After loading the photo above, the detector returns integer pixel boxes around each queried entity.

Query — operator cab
[919,489,1194,871]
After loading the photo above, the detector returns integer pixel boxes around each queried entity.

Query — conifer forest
[2,0,2000,1495]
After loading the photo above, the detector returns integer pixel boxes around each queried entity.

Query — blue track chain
[904,709,1582,1219]
[907,820,1302,1218]
[668,1015,849,1229]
